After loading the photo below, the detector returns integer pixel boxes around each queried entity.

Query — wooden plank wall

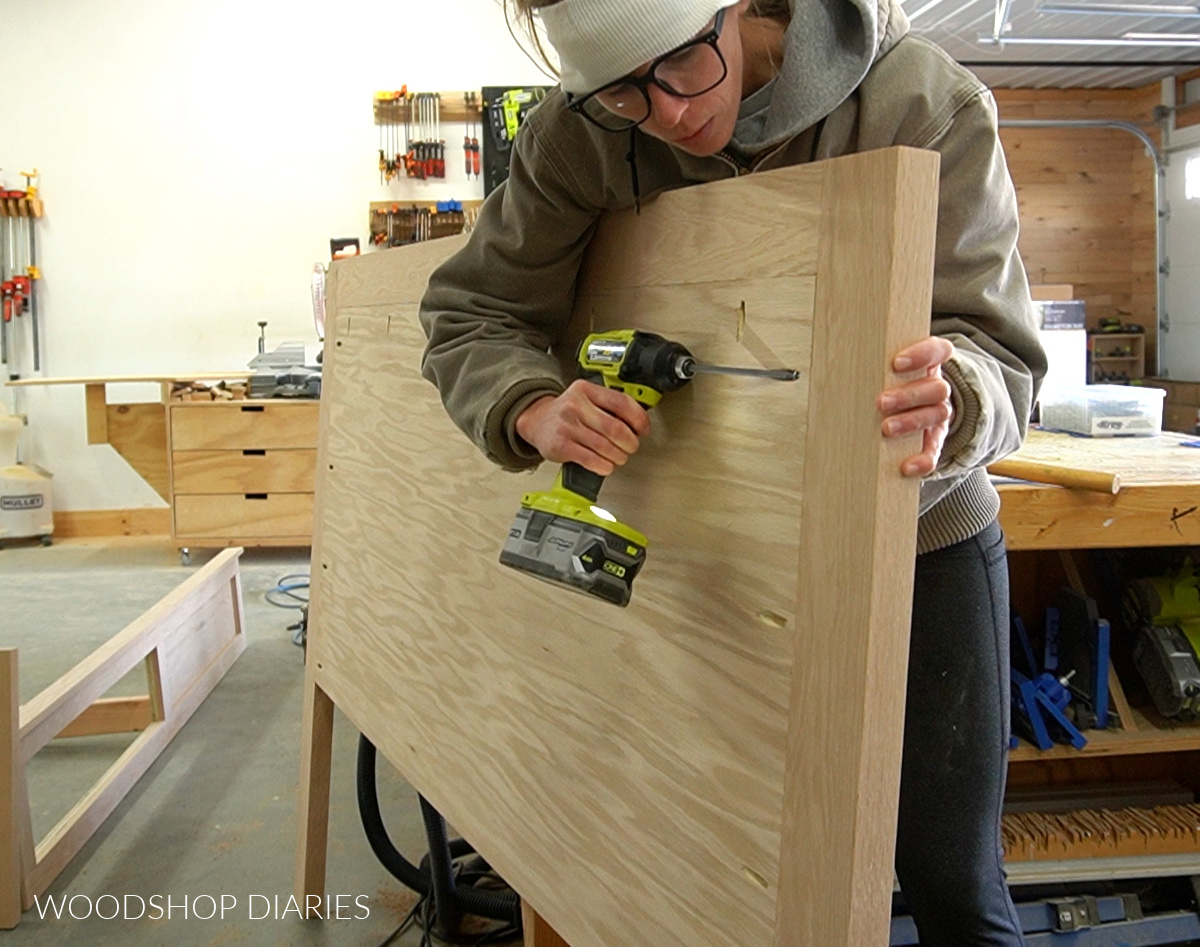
[994,87,1161,369]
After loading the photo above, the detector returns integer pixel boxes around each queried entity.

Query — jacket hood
[752,0,909,147]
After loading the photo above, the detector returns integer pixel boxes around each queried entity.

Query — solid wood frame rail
[296,147,941,946]
[0,548,246,928]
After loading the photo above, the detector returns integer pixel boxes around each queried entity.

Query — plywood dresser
[168,399,319,558]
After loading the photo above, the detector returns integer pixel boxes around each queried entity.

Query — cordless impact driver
[499,329,798,607]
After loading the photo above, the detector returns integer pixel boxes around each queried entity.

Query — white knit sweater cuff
[539,0,737,94]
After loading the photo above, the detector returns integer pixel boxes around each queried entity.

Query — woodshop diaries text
[32,893,371,920]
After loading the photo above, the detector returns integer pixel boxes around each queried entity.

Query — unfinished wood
[173,493,313,540]
[294,675,335,918]
[171,449,317,494]
[106,403,168,500]
[169,401,320,451]
[54,696,152,739]
[1009,704,1200,761]
[988,458,1120,494]
[999,482,1200,550]
[301,147,936,947]
[52,508,171,537]
[995,88,1159,358]
[7,373,250,387]
[777,143,934,947]
[1175,68,1200,130]
[1001,429,1200,485]
[5,549,245,919]
[1003,804,1200,861]
[1,651,18,930]
[1165,406,1200,434]
[578,169,823,288]
[84,384,108,444]
[1030,284,1074,301]
[19,549,243,759]
[523,903,571,947]
[374,91,483,125]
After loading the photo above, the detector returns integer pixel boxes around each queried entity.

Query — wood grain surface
[1003,428,1200,485]
[303,148,939,946]
[169,402,319,451]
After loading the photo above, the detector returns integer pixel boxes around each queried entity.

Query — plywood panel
[304,148,939,947]
[169,402,319,451]
[105,403,168,501]
[171,449,316,494]
[173,494,313,540]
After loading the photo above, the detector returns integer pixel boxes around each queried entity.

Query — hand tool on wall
[22,171,41,371]
[499,329,800,607]
[0,279,11,371]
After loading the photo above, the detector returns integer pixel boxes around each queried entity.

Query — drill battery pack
[500,508,645,608]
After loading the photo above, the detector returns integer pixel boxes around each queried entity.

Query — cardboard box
[1030,284,1075,301]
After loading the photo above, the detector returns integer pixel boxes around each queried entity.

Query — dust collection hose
[356,735,522,927]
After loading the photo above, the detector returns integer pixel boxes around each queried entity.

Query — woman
[420,1,1046,943]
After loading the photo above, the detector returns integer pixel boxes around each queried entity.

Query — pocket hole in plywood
[756,610,788,628]
[737,301,747,342]
[742,866,769,890]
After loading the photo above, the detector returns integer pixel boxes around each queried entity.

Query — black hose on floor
[356,735,522,931]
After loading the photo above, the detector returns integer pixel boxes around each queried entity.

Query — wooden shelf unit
[5,375,321,552]
[168,400,319,550]
[996,430,1200,867]
[1087,331,1145,383]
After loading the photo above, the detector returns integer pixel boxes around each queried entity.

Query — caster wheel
[40,536,53,547]
[180,548,192,566]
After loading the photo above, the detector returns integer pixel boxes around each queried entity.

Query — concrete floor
[0,537,517,947]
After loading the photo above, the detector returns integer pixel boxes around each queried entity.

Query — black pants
[894,520,1026,946]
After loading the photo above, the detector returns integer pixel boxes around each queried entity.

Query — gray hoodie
[419,0,1047,555]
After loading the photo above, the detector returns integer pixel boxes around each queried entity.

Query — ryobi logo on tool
[1,494,44,511]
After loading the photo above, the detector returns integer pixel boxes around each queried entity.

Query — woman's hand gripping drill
[517,335,955,479]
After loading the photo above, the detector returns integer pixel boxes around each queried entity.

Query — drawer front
[173,493,314,540]
[170,402,319,451]
[172,449,317,494]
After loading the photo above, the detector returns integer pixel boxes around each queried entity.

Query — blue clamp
[1011,613,1088,751]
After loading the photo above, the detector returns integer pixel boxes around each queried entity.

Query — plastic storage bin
[1040,384,1165,437]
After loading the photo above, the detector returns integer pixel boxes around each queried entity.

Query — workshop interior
[4,0,1200,945]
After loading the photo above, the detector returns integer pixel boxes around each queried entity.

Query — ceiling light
[1038,1,1200,14]
[905,0,955,21]
[978,32,1200,42]
[1123,29,1200,36]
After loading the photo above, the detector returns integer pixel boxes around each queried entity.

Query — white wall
[0,0,549,510]
[1164,78,1200,382]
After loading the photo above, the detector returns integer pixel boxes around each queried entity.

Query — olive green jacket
[419,1,1046,555]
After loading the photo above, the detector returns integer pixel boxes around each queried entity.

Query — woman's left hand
[877,336,956,478]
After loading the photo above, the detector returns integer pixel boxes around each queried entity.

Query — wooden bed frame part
[297,146,941,947]
[1,547,246,928]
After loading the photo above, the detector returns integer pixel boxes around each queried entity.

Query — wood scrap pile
[1003,804,1200,860]
[170,380,249,402]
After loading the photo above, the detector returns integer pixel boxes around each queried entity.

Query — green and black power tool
[499,329,799,607]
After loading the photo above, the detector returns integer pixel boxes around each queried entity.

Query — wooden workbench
[6,374,319,555]
[996,427,1200,551]
[993,426,1200,878]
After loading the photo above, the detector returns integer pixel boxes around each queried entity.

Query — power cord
[375,870,522,947]
[265,572,310,647]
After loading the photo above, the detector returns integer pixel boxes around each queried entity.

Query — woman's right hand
[515,379,650,476]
